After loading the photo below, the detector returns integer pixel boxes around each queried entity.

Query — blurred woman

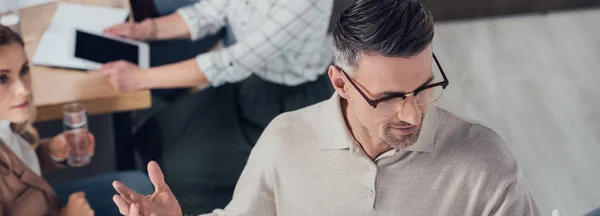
[0,25,95,216]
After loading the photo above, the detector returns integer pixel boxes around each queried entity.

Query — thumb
[50,134,68,151]
[103,26,114,34]
[101,61,120,70]
[147,161,169,192]
[103,23,123,34]
[105,23,126,34]
[130,203,141,216]
[99,68,112,78]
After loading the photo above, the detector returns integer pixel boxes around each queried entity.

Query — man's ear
[328,65,350,99]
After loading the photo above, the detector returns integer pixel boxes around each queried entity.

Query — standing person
[110,0,542,215]
[102,0,334,213]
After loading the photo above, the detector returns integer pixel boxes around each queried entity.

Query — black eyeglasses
[335,53,449,116]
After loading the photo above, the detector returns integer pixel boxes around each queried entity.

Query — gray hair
[331,0,434,75]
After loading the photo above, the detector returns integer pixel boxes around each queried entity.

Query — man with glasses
[111,0,542,215]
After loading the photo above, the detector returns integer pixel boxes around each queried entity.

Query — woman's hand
[60,192,95,216]
[49,132,95,161]
[113,161,183,216]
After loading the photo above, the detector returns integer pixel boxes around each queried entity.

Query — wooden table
[20,0,151,122]
[20,0,150,170]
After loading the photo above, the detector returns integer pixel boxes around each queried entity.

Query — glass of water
[0,0,21,34]
[62,103,92,167]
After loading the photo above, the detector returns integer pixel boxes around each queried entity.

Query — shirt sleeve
[489,172,542,216]
[196,0,325,86]
[197,121,279,216]
[177,0,230,41]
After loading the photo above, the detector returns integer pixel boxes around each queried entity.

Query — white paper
[32,3,130,70]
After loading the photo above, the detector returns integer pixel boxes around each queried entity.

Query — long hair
[0,25,40,175]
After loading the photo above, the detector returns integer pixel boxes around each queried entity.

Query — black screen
[75,30,139,64]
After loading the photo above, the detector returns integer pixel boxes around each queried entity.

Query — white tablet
[74,29,150,69]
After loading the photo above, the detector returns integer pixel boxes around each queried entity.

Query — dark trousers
[54,171,154,216]
[131,2,333,213]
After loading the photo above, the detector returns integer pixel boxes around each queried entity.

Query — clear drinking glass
[62,103,92,167]
[0,0,21,34]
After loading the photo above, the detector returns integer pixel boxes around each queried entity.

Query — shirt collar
[319,93,354,150]
[319,93,438,153]
[374,149,398,162]
[0,119,13,142]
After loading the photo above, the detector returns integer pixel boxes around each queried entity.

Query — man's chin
[383,127,422,149]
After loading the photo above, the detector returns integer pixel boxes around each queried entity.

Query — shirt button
[365,189,374,198]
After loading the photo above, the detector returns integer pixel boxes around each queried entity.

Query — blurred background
[21,0,600,215]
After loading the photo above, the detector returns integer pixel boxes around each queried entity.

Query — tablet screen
[75,30,139,64]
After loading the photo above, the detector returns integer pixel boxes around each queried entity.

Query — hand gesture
[113,161,182,216]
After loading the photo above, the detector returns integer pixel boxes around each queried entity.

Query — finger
[51,133,67,147]
[100,68,115,78]
[59,138,70,154]
[147,161,169,192]
[110,76,123,92]
[107,24,132,37]
[113,181,142,203]
[103,24,124,34]
[103,26,115,34]
[54,132,67,141]
[107,24,130,36]
[68,191,85,201]
[51,134,70,159]
[104,71,121,90]
[113,195,131,215]
[122,26,133,37]
[88,133,95,156]
[116,60,133,67]
[104,27,117,35]
[58,147,70,159]
[101,61,121,70]
[129,203,140,216]
[113,28,133,39]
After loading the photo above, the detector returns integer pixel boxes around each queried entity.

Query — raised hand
[112,161,182,216]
